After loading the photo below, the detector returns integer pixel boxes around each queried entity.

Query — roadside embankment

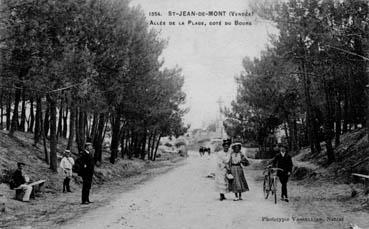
[248,128,369,229]
[0,130,185,228]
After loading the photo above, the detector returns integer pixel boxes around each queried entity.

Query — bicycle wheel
[263,176,269,199]
[273,177,277,204]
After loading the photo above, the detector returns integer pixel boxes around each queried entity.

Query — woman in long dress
[215,139,231,201]
[229,142,249,201]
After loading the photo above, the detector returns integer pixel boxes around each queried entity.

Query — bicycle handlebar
[265,167,284,172]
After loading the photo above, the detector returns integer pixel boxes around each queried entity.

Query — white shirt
[60,156,75,170]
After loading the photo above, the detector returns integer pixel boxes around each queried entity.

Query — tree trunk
[134,134,140,158]
[67,105,76,150]
[312,113,321,154]
[90,113,98,142]
[128,130,133,159]
[301,118,307,148]
[301,59,315,154]
[150,131,157,160]
[48,96,58,172]
[324,82,335,163]
[20,89,26,132]
[125,130,130,158]
[140,132,147,160]
[152,134,162,161]
[85,113,91,142]
[34,96,42,145]
[335,93,342,147]
[325,117,335,164]
[62,106,68,138]
[93,113,105,163]
[6,91,11,131]
[147,132,153,160]
[42,111,49,164]
[293,118,299,150]
[149,135,153,160]
[342,88,349,133]
[57,98,63,138]
[9,88,21,136]
[347,66,354,131]
[44,104,50,138]
[283,121,290,150]
[76,108,86,152]
[75,107,80,150]
[110,112,121,164]
[83,111,88,144]
[28,96,35,133]
[325,133,334,163]
[288,118,297,152]
[120,128,125,158]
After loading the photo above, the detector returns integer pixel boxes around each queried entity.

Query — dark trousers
[63,177,71,192]
[82,176,92,203]
[278,174,289,198]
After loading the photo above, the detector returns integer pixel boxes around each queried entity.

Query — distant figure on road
[215,139,231,201]
[199,147,211,157]
[12,162,32,202]
[60,149,74,193]
[178,144,188,157]
[80,142,95,205]
[271,143,293,202]
[228,142,249,201]
[199,146,205,157]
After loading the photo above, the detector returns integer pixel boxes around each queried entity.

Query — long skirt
[229,165,249,193]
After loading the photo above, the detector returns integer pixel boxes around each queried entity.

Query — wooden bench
[352,173,369,206]
[352,173,369,188]
[0,194,5,213]
[14,180,46,201]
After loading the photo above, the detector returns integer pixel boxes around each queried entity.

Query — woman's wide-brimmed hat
[222,139,231,147]
[231,142,242,149]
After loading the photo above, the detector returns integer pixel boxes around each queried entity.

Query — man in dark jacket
[80,142,95,204]
[12,162,32,202]
[272,144,293,202]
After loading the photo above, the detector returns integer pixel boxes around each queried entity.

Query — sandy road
[61,152,303,229]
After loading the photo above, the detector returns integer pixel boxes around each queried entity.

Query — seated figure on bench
[12,162,32,202]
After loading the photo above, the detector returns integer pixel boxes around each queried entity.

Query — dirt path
[60,152,302,229]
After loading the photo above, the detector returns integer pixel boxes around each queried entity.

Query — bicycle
[263,165,283,204]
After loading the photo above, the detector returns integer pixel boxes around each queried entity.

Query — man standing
[12,162,32,202]
[80,142,95,204]
[60,149,74,193]
[272,143,293,202]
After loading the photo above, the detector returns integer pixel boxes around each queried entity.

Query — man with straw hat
[60,149,74,193]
